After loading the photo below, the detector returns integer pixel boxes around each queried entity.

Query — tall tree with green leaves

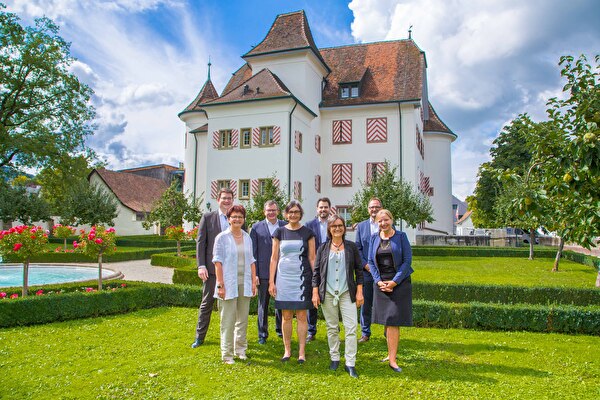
[0,5,95,178]
[37,154,102,216]
[350,162,434,228]
[0,180,50,224]
[467,115,534,228]
[61,182,118,226]
[142,181,203,232]
[245,177,289,228]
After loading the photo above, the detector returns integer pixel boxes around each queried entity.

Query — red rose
[13,243,22,251]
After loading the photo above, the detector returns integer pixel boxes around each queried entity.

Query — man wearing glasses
[250,200,287,344]
[354,197,383,343]
[192,188,234,348]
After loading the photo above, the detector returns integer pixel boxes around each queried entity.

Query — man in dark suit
[354,197,382,343]
[250,200,287,344]
[191,188,234,348]
[304,197,331,342]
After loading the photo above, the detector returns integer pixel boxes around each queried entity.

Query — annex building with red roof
[179,10,457,238]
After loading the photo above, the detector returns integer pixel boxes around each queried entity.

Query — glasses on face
[220,197,233,201]
[287,210,301,215]
[229,215,244,219]
[265,209,278,213]
[330,224,344,229]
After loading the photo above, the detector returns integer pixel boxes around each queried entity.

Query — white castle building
[179,11,456,241]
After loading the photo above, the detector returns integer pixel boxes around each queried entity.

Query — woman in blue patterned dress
[269,200,316,363]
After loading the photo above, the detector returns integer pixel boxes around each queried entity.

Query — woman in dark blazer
[367,209,413,373]
[312,216,364,378]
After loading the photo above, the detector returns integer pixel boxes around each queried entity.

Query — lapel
[262,220,273,245]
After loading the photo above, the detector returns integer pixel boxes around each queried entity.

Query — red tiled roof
[243,10,329,72]
[203,68,292,106]
[91,168,168,213]
[424,103,455,136]
[222,64,253,96]
[181,79,219,113]
[320,40,425,107]
[119,164,178,173]
[190,123,208,134]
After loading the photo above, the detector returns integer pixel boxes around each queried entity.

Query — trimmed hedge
[2,283,599,335]
[413,300,600,335]
[151,251,196,268]
[0,282,201,327]
[413,282,600,307]
[412,246,559,258]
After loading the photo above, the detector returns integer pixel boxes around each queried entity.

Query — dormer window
[340,83,359,99]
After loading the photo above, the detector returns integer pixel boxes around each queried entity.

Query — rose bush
[75,226,117,290]
[0,225,49,296]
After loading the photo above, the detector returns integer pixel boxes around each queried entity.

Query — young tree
[0,181,50,224]
[142,181,203,233]
[37,154,101,216]
[350,162,434,228]
[0,5,95,176]
[75,226,116,290]
[61,182,118,226]
[467,115,534,228]
[245,177,289,228]
[0,225,48,296]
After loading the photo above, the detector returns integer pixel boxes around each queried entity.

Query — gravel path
[77,259,175,284]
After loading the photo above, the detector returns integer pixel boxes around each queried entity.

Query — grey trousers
[321,291,358,367]
[219,284,251,361]
[195,274,216,341]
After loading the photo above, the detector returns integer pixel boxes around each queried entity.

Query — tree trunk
[177,240,181,257]
[528,230,535,260]
[552,237,564,272]
[98,252,103,291]
[63,238,67,252]
[22,259,29,297]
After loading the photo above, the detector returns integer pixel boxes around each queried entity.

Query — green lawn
[413,256,597,288]
[1,307,598,399]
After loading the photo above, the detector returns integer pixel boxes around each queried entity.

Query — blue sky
[5,0,600,201]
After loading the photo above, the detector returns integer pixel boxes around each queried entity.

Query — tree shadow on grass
[356,337,547,383]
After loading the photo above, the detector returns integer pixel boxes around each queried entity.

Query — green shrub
[0,282,202,327]
[562,250,600,270]
[2,281,598,334]
[412,246,558,258]
[151,252,196,268]
[413,300,600,335]
[413,282,600,306]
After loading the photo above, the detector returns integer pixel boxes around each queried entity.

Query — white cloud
[349,0,600,199]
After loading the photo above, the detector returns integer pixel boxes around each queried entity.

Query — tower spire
[207,56,212,81]
[408,25,413,40]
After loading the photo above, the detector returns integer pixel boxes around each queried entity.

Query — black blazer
[249,219,286,280]
[196,211,222,275]
[312,240,364,303]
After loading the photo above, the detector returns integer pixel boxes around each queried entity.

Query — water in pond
[0,265,115,288]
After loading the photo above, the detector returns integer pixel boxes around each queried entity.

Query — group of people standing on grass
[191,188,413,378]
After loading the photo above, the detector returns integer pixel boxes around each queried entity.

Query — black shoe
[281,356,290,362]
[258,338,266,344]
[329,360,340,371]
[191,338,203,348]
[389,364,402,373]
[306,334,315,343]
[345,365,359,378]
[276,333,283,338]
[297,358,305,364]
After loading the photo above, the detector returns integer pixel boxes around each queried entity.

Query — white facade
[180,11,456,242]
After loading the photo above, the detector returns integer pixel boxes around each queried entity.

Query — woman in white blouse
[213,205,257,364]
